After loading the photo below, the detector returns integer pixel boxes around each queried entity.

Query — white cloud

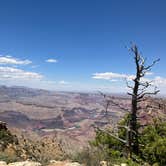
[58,80,70,85]
[92,71,166,94]
[31,65,40,69]
[0,67,43,80]
[154,76,166,86]
[46,59,58,63]
[0,56,32,65]
[109,79,118,82]
[146,72,154,76]
[92,72,157,83]
[92,72,135,81]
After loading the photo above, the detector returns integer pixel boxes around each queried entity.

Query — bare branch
[137,98,147,103]
[138,81,152,91]
[95,127,127,144]
[137,89,160,100]
[107,96,130,113]
[127,92,133,96]
[117,125,136,135]
[99,91,130,113]
[126,79,133,89]
[144,58,160,70]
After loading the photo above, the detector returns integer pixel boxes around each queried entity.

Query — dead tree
[98,44,160,159]
[127,44,160,155]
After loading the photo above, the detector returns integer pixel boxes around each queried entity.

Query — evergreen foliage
[88,118,166,166]
[0,126,18,151]
[139,120,166,166]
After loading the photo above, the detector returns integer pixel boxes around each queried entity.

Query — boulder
[48,161,82,166]
[8,161,41,166]
[0,161,7,166]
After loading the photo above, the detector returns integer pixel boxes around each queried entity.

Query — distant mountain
[0,85,52,99]
[0,85,164,152]
[0,85,129,149]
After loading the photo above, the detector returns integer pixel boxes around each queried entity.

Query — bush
[0,127,18,151]
[0,153,19,163]
[140,120,166,166]
[77,118,166,166]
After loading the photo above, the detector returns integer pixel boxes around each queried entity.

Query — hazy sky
[0,0,166,94]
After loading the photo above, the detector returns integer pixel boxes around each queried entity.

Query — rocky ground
[0,160,129,166]
[0,160,83,166]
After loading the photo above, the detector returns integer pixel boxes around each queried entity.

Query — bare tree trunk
[130,81,139,155]
[128,44,159,156]
[130,53,140,155]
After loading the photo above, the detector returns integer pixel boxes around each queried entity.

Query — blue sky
[0,0,166,93]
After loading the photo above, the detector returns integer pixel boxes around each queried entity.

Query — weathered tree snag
[99,44,160,159]
[128,44,160,156]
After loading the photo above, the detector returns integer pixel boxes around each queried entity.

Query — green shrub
[0,128,18,151]
[140,120,166,166]
[78,118,166,166]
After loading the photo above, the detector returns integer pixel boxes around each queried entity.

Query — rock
[100,161,107,166]
[48,161,82,166]
[48,161,63,166]
[8,161,41,166]
[121,164,127,166]
[65,163,82,166]
[0,160,82,166]
[0,161,7,166]
[49,160,56,164]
